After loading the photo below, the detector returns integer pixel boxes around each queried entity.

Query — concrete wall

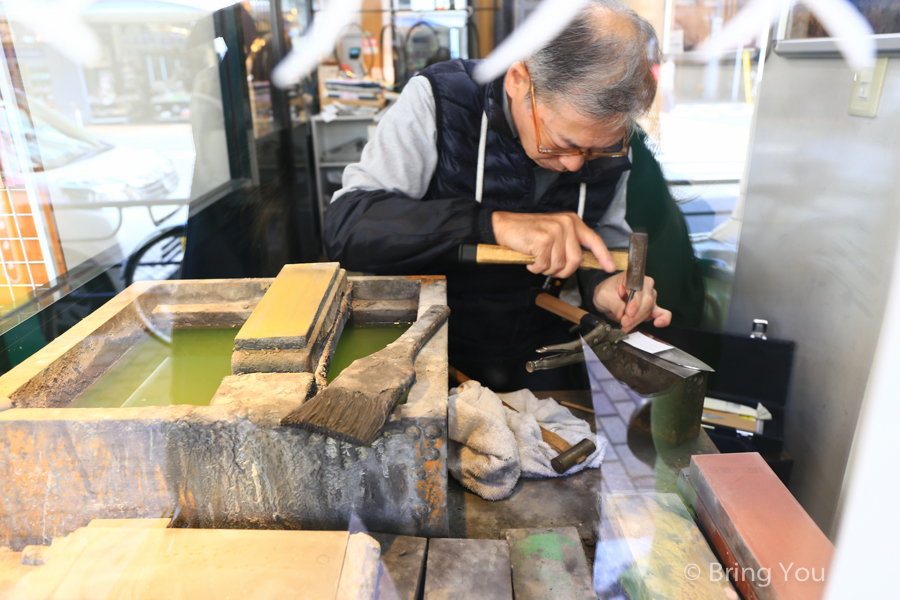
[727,52,900,537]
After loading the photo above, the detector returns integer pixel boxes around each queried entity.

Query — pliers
[526,322,628,372]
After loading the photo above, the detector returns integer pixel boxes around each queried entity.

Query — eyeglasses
[530,78,630,159]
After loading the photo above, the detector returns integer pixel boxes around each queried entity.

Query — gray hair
[525,0,660,128]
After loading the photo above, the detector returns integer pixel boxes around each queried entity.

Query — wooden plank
[351,299,418,324]
[235,263,339,350]
[424,539,512,600]
[5,526,351,600]
[150,302,255,328]
[504,527,593,600]
[369,533,427,600]
[86,519,170,529]
[596,492,739,600]
[690,453,833,600]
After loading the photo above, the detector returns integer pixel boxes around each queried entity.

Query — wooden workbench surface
[448,390,719,549]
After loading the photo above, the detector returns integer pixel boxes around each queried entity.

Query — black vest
[420,60,631,362]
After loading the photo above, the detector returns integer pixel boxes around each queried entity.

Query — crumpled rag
[448,380,607,501]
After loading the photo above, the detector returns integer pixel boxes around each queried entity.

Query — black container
[642,324,795,483]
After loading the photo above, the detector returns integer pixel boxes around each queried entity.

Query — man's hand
[491,211,615,278]
[593,272,672,333]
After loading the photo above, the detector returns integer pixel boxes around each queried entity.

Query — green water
[327,324,410,383]
[68,328,239,408]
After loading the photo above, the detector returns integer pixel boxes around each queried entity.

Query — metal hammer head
[625,232,649,292]
[550,438,597,473]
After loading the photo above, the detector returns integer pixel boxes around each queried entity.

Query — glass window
[0,4,233,317]
[787,1,900,38]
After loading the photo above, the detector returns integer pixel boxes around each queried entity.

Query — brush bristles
[281,387,397,446]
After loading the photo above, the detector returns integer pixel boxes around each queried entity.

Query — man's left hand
[592,273,672,333]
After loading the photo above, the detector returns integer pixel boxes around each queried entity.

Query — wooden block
[425,538,512,600]
[235,263,340,350]
[690,453,833,600]
[209,372,315,409]
[351,299,418,324]
[86,519,171,529]
[369,533,427,600]
[504,527,593,600]
[6,526,351,600]
[150,302,255,328]
[597,492,739,600]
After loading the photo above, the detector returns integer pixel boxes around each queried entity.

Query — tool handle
[535,293,600,329]
[501,399,571,454]
[539,428,572,455]
[386,305,450,361]
[461,244,627,272]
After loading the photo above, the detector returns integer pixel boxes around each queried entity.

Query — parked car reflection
[15,93,186,287]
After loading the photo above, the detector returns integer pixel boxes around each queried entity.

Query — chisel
[624,232,648,314]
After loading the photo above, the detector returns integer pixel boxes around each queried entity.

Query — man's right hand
[491,211,616,278]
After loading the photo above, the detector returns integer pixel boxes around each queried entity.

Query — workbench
[449,390,718,557]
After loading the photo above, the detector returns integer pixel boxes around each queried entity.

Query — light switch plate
[849,57,889,118]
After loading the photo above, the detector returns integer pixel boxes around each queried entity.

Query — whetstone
[504,527,593,600]
[690,453,833,600]
[370,533,428,600]
[235,262,341,350]
[424,538,513,600]
[232,262,348,374]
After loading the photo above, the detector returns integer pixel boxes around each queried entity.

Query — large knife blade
[621,331,715,372]
[654,346,715,372]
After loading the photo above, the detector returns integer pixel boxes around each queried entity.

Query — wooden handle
[535,293,592,327]
[500,400,571,453]
[387,305,450,361]
[474,244,627,271]
[539,427,572,454]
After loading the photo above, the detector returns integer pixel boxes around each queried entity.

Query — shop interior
[0,0,897,598]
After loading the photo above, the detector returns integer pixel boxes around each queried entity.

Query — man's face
[505,62,627,173]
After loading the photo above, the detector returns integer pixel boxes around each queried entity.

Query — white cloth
[448,380,522,501]
[498,388,607,479]
[448,380,608,501]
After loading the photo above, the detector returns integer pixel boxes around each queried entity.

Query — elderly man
[325,1,673,391]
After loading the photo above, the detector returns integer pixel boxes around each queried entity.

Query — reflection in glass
[788,1,900,38]
[0,4,233,319]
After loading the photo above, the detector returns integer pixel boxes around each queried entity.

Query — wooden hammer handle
[472,244,628,272]
[535,293,600,329]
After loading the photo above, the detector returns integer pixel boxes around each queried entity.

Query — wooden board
[85,519,170,529]
[370,533,427,600]
[690,453,833,600]
[424,539,512,600]
[596,492,739,600]
[504,527,593,600]
[235,263,340,350]
[4,526,350,600]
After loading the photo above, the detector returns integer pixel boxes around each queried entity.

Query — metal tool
[527,322,626,372]
[531,293,713,373]
[624,232,648,314]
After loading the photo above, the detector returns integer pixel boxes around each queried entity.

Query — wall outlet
[849,57,889,118]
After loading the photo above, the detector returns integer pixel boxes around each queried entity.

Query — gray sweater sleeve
[332,76,438,203]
